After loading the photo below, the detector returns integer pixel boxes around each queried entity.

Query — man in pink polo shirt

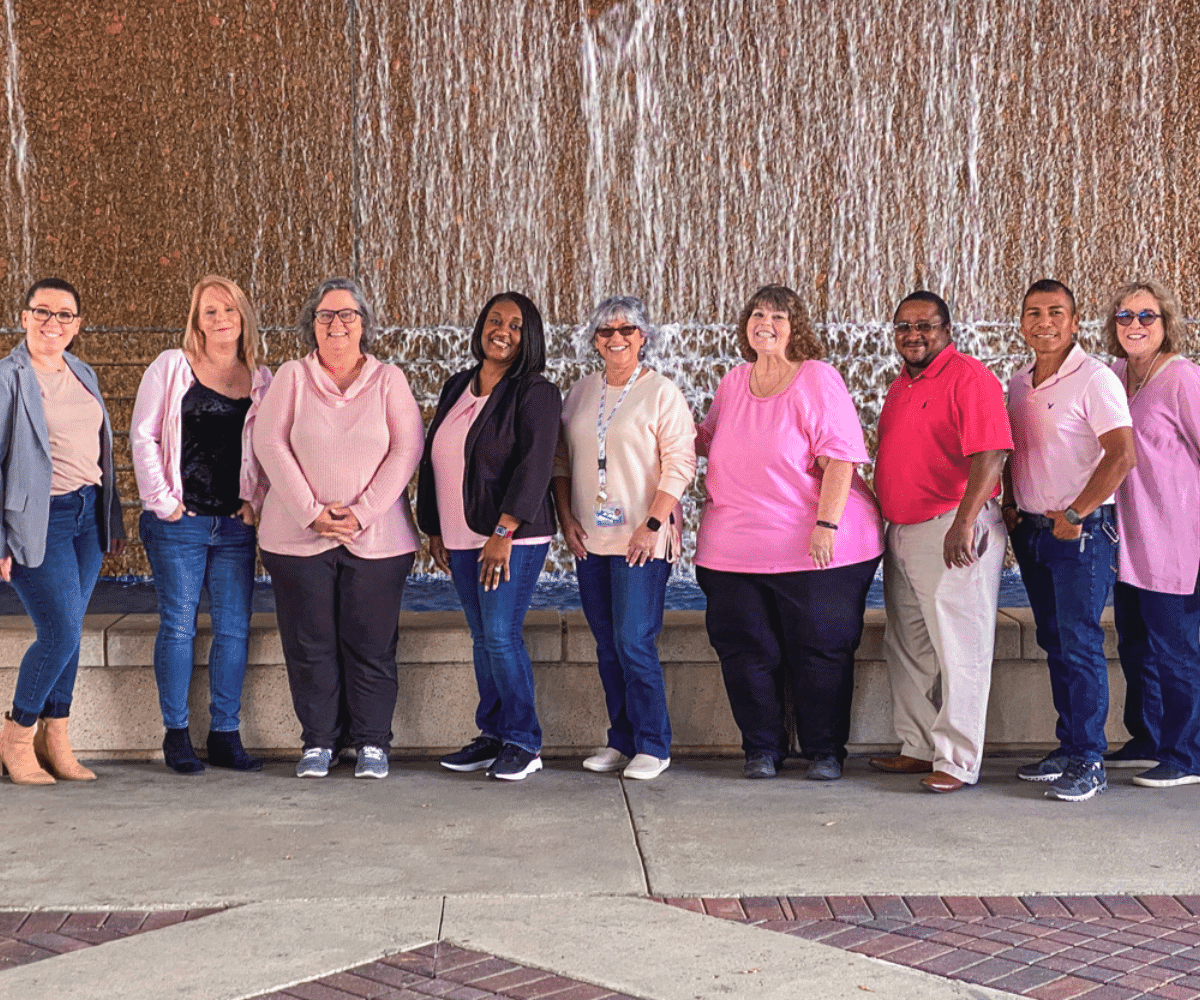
[871,291,1013,794]
[1003,279,1135,802]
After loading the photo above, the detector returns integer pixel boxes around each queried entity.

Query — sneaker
[583,747,630,773]
[296,747,333,778]
[744,753,777,779]
[1104,743,1158,769]
[623,754,670,780]
[1016,750,1070,782]
[1045,759,1107,801]
[807,753,842,781]
[354,745,389,779]
[1131,763,1200,788]
[487,743,543,781]
[440,736,501,772]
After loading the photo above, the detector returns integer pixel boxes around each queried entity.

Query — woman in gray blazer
[0,278,125,785]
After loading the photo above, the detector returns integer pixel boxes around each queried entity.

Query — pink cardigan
[130,348,273,519]
[253,352,424,559]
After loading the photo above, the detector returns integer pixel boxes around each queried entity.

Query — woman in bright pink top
[695,285,884,782]
[1106,279,1200,788]
[255,277,424,781]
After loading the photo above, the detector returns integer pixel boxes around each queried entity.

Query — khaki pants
[882,499,1006,783]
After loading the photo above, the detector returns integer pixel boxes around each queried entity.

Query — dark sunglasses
[595,324,640,339]
[1114,310,1161,328]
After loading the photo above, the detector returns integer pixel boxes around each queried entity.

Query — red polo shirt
[875,343,1013,525]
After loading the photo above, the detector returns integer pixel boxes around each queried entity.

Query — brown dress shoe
[920,770,968,793]
[868,754,933,774]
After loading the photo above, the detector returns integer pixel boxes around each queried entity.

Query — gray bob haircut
[296,276,379,352]
[578,295,658,360]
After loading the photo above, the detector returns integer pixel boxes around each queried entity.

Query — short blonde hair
[1103,278,1185,358]
[183,275,261,370]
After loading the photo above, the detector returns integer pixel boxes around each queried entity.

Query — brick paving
[659,895,1200,1000]
[0,909,226,971]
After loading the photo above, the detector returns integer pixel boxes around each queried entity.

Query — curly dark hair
[735,284,825,363]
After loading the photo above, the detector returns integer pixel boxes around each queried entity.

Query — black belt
[1019,505,1113,530]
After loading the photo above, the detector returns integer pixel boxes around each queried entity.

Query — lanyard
[595,365,641,501]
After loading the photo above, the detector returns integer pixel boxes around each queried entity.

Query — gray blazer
[0,339,125,567]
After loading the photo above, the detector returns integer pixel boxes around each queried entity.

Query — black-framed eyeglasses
[29,306,79,325]
[596,324,640,339]
[893,320,945,335]
[314,308,362,326]
[1115,310,1161,328]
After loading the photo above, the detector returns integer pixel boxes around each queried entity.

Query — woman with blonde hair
[131,275,272,774]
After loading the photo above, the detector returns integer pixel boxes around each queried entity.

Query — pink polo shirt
[1112,355,1200,595]
[695,361,884,574]
[875,344,1013,525]
[1007,344,1131,515]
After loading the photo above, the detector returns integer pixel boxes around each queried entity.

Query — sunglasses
[595,324,640,339]
[1115,310,1161,328]
[893,320,945,335]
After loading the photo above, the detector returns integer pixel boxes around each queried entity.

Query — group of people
[0,274,1194,803]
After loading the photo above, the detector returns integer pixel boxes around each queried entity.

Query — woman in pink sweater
[254,278,424,780]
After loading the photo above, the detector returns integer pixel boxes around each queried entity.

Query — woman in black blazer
[416,292,560,782]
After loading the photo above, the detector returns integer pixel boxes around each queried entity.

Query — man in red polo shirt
[870,291,1013,793]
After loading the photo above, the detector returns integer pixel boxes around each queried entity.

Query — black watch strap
[646,517,662,532]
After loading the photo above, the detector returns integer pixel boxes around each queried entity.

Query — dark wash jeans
[448,543,548,753]
[1011,508,1118,764]
[1114,567,1200,774]
[10,485,104,726]
[697,556,881,763]
[140,511,256,732]
[576,554,672,759]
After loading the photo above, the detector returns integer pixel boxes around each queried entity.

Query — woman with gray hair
[552,296,696,780]
[254,277,424,780]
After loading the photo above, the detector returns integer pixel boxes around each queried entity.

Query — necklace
[750,361,797,398]
[1126,349,1162,398]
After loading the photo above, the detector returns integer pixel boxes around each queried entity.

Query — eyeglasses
[1115,310,1161,328]
[596,324,640,339]
[893,320,945,335]
[314,308,362,326]
[29,306,79,325]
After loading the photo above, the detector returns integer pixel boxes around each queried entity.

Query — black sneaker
[486,743,543,781]
[1103,743,1157,769]
[1016,750,1069,782]
[440,736,501,772]
[1045,759,1107,802]
[1131,763,1200,788]
[744,753,777,779]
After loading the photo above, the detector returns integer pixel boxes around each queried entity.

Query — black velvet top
[181,380,251,516]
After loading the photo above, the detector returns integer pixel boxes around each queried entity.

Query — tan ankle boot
[0,713,55,785]
[34,716,95,781]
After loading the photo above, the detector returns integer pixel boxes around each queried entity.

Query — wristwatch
[493,524,513,538]
[1063,507,1082,526]
[646,517,662,532]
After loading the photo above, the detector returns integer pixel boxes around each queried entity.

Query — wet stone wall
[0,1,1197,576]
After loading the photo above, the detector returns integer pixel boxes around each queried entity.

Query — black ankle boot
[206,730,263,772]
[162,728,205,774]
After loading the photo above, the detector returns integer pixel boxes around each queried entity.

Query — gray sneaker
[354,745,389,779]
[807,754,842,781]
[296,747,333,778]
[744,753,777,779]
[1045,759,1107,802]
[1016,750,1069,782]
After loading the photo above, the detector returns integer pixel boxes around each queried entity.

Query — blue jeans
[1113,570,1200,773]
[576,554,672,758]
[140,511,256,731]
[9,486,104,726]
[448,543,548,753]
[1011,509,1118,763]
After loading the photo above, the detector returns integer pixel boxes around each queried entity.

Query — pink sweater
[131,349,272,518]
[254,352,424,558]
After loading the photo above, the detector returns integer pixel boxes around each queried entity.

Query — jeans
[9,485,104,726]
[139,511,257,732]
[1011,508,1118,764]
[576,554,672,759]
[1113,569,1200,773]
[448,543,548,753]
[697,556,880,762]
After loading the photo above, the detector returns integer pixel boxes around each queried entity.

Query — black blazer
[417,366,560,541]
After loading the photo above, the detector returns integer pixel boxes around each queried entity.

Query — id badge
[594,501,626,528]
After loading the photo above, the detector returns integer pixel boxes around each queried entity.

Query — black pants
[262,546,414,751]
[697,556,880,762]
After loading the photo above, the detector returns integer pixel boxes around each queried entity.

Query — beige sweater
[554,370,696,561]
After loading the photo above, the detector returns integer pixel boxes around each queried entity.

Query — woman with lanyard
[554,297,696,780]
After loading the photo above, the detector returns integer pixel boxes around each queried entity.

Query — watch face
[1064,508,1081,525]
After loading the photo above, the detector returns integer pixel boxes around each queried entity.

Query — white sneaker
[623,754,670,780]
[583,747,630,772]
